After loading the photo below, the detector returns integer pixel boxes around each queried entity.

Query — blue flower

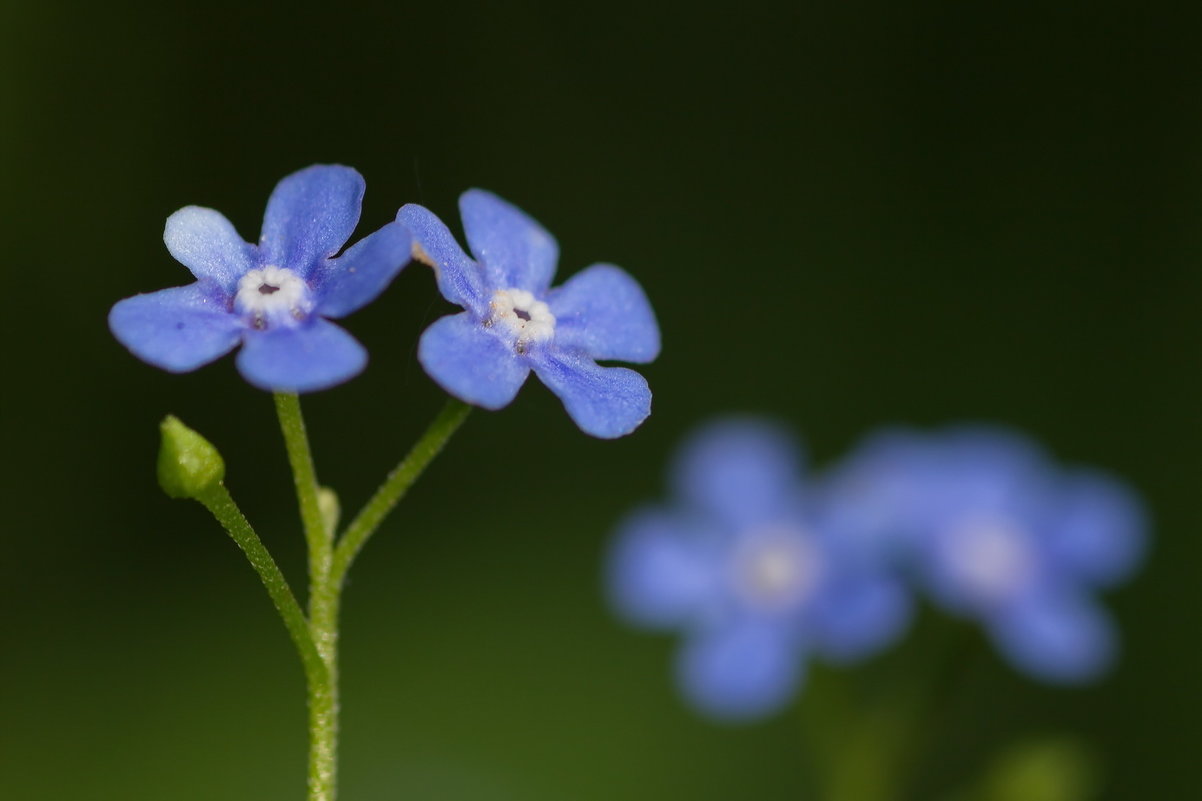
[823,426,1147,683]
[109,165,412,393]
[606,419,911,721]
[397,190,659,438]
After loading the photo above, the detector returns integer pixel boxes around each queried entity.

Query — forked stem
[273,393,471,801]
[274,393,339,801]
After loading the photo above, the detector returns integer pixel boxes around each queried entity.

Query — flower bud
[980,737,1097,801]
[318,485,341,535]
[157,416,225,499]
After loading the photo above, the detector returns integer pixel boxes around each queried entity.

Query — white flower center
[945,516,1034,603]
[486,288,555,354]
[732,529,821,611]
[234,266,314,329]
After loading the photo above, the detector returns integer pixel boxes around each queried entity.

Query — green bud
[157,415,225,499]
[318,485,341,535]
[980,737,1098,801]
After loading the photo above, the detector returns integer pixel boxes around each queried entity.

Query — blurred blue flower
[823,426,1147,683]
[398,190,659,438]
[606,419,911,721]
[109,165,412,393]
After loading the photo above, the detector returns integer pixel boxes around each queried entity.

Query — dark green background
[2,1,1197,798]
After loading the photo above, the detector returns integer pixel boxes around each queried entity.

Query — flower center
[486,288,555,354]
[732,529,821,612]
[234,266,314,329]
[945,516,1034,603]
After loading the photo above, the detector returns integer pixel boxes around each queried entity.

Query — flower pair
[109,165,660,438]
[607,420,1146,721]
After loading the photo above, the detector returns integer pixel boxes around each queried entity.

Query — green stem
[331,398,471,586]
[270,395,470,800]
[808,620,972,801]
[274,393,331,578]
[194,483,325,683]
[274,393,339,801]
[822,704,910,801]
[305,621,338,801]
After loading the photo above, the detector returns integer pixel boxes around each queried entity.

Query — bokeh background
[2,1,1198,798]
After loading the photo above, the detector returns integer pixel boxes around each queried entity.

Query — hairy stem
[194,483,325,683]
[275,393,339,801]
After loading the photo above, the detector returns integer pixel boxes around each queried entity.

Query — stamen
[733,529,820,611]
[487,288,556,349]
[946,516,1033,602]
[234,265,313,328]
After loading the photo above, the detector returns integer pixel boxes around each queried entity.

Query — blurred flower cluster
[606,419,1146,721]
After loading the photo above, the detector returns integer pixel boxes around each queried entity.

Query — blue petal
[1046,470,1147,588]
[676,620,803,722]
[529,349,650,438]
[989,591,1116,683]
[671,419,804,532]
[313,221,412,318]
[418,312,530,409]
[548,264,660,363]
[460,189,558,292]
[807,572,912,663]
[164,206,256,294]
[109,283,242,372]
[235,318,367,393]
[607,508,716,630]
[397,203,487,314]
[818,427,937,562]
[259,165,364,275]
[926,426,1052,518]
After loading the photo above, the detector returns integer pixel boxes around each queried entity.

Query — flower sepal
[157,415,225,500]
